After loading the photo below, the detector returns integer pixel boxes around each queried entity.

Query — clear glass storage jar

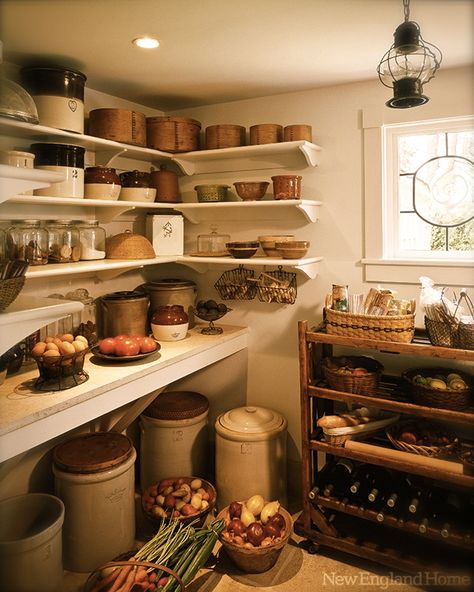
[47,219,81,263]
[196,224,230,256]
[6,219,49,265]
[77,220,106,260]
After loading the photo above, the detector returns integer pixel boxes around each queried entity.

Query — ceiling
[1,0,473,111]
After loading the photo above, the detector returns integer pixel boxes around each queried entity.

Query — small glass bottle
[77,220,106,260]
[6,219,49,265]
[47,220,81,263]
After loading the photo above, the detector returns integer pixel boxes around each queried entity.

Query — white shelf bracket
[294,260,321,279]
[297,201,322,223]
[299,143,321,167]
[94,205,136,223]
[95,265,144,280]
[172,157,195,176]
[95,149,129,167]
[176,260,209,274]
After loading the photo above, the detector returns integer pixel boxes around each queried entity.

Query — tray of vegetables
[217,493,293,573]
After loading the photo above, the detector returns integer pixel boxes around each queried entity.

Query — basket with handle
[256,267,297,304]
[214,266,257,300]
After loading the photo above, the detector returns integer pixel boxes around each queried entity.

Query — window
[383,117,474,261]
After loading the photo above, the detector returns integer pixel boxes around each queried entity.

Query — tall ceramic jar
[31,143,85,198]
[149,165,181,203]
[52,432,136,573]
[151,305,189,341]
[139,391,209,490]
[215,406,288,509]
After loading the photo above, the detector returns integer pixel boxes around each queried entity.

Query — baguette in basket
[317,408,399,447]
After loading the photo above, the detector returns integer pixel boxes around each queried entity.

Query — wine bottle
[366,467,395,506]
[308,459,336,500]
[348,465,376,505]
[322,458,355,498]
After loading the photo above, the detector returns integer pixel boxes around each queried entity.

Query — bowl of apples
[322,355,384,396]
[93,334,160,362]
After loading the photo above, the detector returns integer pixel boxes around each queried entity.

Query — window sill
[361,258,474,287]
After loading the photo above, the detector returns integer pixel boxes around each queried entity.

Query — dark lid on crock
[30,143,85,168]
[53,432,133,473]
[143,391,209,420]
[21,66,87,100]
[101,290,148,301]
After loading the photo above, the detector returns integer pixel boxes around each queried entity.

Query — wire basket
[256,268,297,304]
[0,276,25,311]
[34,348,90,391]
[214,266,257,300]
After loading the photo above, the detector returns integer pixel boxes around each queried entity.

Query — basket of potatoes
[402,367,472,411]
[31,333,90,391]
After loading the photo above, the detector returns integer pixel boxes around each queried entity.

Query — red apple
[99,337,116,355]
[115,338,140,357]
[353,367,369,376]
[140,336,158,353]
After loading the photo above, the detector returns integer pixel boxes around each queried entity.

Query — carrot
[118,565,139,592]
[108,564,133,592]
[89,567,120,592]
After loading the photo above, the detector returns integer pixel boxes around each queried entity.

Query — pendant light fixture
[377,0,442,108]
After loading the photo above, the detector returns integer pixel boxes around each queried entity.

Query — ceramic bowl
[275,240,309,259]
[217,504,293,573]
[84,183,121,201]
[233,181,269,201]
[119,187,157,202]
[258,235,295,257]
[226,241,259,259]
[151,322,188,342]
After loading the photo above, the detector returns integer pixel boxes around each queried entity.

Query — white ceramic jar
[140,390,209,490]
[53,432,136,572]
[215,406,288,509]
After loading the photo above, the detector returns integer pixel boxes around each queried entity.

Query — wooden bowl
[233,181,269,201]
[217,504,293,573]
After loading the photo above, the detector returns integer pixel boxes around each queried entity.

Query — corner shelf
[178,255,323,279]
[0,164,66,203]
[0,296,84,355]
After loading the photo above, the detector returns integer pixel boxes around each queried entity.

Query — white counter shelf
[0,296,84,355]
[0,324,248,462]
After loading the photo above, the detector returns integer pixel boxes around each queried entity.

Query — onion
[246,522,265,546]
[269,512,286,530]
[246,494,265,516]
[229,501,242,519]
[227,518,246,536]
[263,521,281,539]
[260,500,280,524]
[240,504,255,527]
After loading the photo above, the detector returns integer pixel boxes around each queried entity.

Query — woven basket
[249,124,283,145]
[205,124,246,149]
[402,367,472,411]
[325,307,415,343]
[0,276,25,311]
[425,317,474,350]
[146,116,201,152]
[386,421,458,458]
[256,268,297,304]
[88,108,146,146]
[214,267,257,300]
[283,124,312,142]
[106,231,156,259]
[322,355,383,396]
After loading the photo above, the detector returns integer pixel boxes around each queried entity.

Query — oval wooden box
[88,108,147,146]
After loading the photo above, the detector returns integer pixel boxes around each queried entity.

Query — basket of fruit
[322,356,384,396]
[141,476,216,527]
[217,494,293,574]
[386,420,459,458]
[31,333,91,391]
[402,368,472,411]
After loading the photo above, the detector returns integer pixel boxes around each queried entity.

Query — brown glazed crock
[151,305,188,326]
[85,166,121,185]
[119,170,151,188]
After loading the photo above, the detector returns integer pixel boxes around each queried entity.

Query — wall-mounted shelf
[0,296,84,355]
[25,257,177,281]
[178,255,323,279]
[0,164,65,203]
[173,140,321,175]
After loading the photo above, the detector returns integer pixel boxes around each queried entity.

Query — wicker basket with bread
[317,407,399,446]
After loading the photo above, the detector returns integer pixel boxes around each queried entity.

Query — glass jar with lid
[196,225,230,256]
[6,219,49,265]
[77,220,106,260]
[47,220,81,263]
[65,288,97,344]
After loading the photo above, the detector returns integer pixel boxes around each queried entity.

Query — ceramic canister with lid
[52,432,136,572]
[139,391,209,490]
[137,279,197,328]
[99,290,149,337]
[215,406,288,509]
[31,143,85,198]
[21,66,86,133]
[84,166,121,200]
[149,165,181,203]
[151,305,189,341]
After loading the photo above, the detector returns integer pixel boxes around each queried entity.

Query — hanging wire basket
[214,266,257,300]
[256,267,297,304]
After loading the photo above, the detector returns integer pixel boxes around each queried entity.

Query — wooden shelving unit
[296,320,474,578]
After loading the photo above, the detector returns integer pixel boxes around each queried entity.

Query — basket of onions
[217,494,293,573]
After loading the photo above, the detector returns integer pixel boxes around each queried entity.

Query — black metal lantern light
[377,0,442,108]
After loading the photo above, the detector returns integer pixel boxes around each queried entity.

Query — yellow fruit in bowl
[449,379,467,390]
[428,378,447,390]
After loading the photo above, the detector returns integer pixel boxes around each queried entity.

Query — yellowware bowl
[258,235,295,257]
[275,240,309,259]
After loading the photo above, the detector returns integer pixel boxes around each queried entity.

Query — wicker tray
[386,421,459,458]
[324,307,415,343]
[402,367,472,411]
[214,266,257,300]
[322,355,383,396]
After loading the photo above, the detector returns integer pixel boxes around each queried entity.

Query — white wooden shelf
[0,164,65,203]
[0,296,84,355]
[178,255,323,279]
[0,325,249,462]
[25,257,178,281]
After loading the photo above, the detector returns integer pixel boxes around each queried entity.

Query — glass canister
[47,220,81,263]
[139,391,210,490]
[77,220,106,260]
[6,219,49,265]
[196,225,230,256]
[65,288,97,344]
[52,432,136,572]
[31,143,85,198]
[84,166,121,200]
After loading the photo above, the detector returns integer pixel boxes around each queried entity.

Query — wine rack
[296,320,474,581]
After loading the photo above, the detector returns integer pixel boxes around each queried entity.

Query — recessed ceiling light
[132,37,160,49]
